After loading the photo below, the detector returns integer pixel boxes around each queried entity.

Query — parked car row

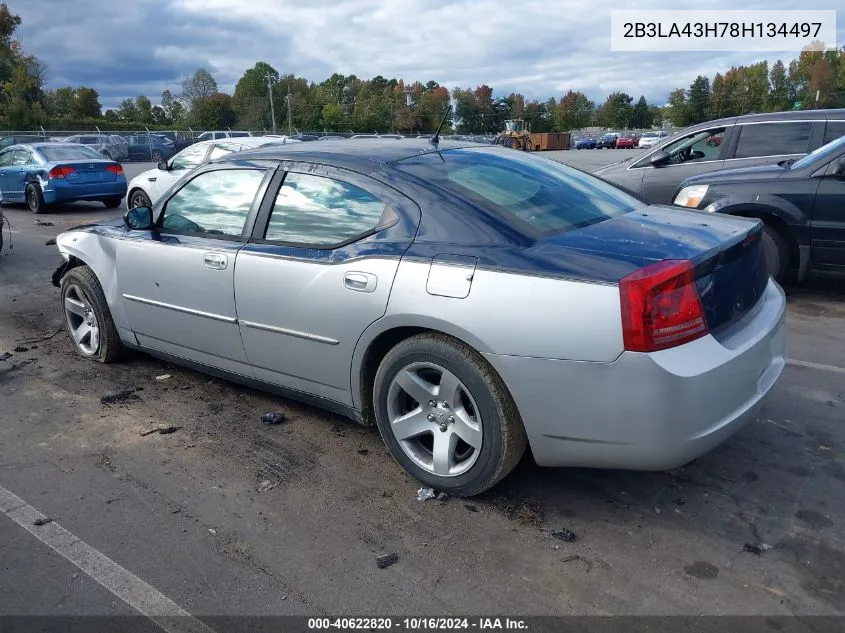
[574,131,671,150]
[593,108,845,282]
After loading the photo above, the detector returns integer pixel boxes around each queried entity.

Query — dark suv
[594,109,845,205]
[672,134,845,282]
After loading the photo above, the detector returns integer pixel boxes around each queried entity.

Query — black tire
[373,333,527,497]
[60,265,124,363]
[128,189,152,209]
[102,151,112,160]
[26,183,46,214]
[103,197,122,209]
[524,138,534,152]
[761,224,790,281]
[151,150,163,163]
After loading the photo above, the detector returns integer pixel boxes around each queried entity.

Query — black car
[672,134,845,282]
[125,134,177,162]
[596,133,618,149]
[595,109,845,205]
[0,135,46,149]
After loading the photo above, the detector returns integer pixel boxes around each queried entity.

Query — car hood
[681,163,787,186]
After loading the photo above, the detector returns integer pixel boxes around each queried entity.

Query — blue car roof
[226,138,480,171]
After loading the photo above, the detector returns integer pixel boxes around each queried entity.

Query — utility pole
[266,73,277,134]
[285,86,293,137]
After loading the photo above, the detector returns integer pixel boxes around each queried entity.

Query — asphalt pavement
[1,149,844,627]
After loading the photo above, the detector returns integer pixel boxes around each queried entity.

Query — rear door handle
[203,253,228,270]
[344,271,377,293]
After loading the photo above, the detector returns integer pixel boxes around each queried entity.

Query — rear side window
[734,122,812,159]
[823,121,845,145]
[264,173,392,246]
[394,148,640,235]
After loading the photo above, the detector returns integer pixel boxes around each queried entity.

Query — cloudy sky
[16,0,845,110]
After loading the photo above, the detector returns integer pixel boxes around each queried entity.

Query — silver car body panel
[484,278,786,469]
[234,253,402,404]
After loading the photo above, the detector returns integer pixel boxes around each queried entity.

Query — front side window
[161,169,265,237]
[170,144,208,170]
[640,127,726,167]
[394,148,640,234]
[734,122,812,159]
[264,173,392,246]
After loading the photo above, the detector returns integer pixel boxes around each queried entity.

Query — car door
[6,149,33,200]
[116,164,275,374]
[234,165,421,405]
[725,121,814,170]
[810,154,845,268]
[0,148,16,199]
[639,125,733,204]
[151,143,211,199]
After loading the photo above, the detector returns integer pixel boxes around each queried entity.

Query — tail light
[106,164,124,176]
[48,166,76,179]
[619,259,709,352]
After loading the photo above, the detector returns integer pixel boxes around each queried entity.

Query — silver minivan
[593,109,845,205]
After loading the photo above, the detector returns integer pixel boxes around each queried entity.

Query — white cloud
[16,0,845,109]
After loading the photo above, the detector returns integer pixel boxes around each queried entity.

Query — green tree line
[1,4,843,134]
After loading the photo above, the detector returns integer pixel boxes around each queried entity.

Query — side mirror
[834,156,845,179]
[124,206,154,230]
[649,150,671,167]
[157,160,168,171]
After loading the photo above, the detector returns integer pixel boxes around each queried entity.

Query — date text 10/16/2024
[307,618,528,631]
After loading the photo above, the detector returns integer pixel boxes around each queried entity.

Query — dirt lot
[1,153,844,623]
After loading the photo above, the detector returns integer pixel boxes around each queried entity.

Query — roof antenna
[429,105,452,147]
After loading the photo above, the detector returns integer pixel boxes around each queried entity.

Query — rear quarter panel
[351,259,623,409]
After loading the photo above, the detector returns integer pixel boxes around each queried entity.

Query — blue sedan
[0,143,128,213]
[575,137,597,149]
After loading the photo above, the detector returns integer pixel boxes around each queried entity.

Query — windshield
[790,134,845,171]
[38,145,105,161]
[393,147,642,235]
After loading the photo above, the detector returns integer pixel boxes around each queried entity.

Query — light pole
[266,73,277,134]
[285,86,293,137]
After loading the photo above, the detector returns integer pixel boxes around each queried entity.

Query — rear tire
[151,150,163,163]
[103,197,122,209]
[373,333,527,497]
[26,183,46,214]
[60,265,124,363]
[761,224,790,282]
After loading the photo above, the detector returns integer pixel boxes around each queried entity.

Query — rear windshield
[38,145,105,161]
[393,148,641,234]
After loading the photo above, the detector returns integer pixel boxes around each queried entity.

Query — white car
[125,136,295,209]
[636,132,663,148]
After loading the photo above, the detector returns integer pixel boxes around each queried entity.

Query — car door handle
[203,253,228,270]
[344,271,377,293]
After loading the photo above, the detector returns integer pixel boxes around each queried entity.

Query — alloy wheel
[386,362,483,477]
[63,284,100,356]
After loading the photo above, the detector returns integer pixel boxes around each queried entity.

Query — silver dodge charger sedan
[51,139,786,496]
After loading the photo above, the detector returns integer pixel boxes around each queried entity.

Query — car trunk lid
[544,205,769,332]
[53,160,119,184]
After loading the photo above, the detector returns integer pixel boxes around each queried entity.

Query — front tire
[26,183,46,214]
[60,265,124,363]
[128,189,152,209]
[373,333,527,497]
[761,224,790,281]
[151,150,163,163]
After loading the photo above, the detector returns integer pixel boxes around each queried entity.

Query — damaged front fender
[51,259,74,287]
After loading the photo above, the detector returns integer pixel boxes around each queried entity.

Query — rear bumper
[486,278,787,470]
[44,180,128,204]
